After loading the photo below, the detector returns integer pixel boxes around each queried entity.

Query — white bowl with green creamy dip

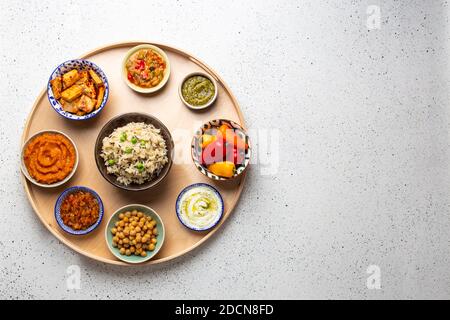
[175,183,224,231]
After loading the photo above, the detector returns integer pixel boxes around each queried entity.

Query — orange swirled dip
[24,133,76,184]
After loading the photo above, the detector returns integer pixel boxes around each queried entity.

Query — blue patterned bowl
[47,59,109,121]
[175,183,224,232]
[55,186,104,235]
[191,119,251,180]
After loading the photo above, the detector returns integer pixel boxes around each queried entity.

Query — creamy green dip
[178,185,223,230]
[181,75,215,106]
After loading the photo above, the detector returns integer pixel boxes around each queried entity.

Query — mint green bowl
[105,204,165,264]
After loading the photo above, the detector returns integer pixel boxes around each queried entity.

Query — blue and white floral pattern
[191,119,251,180]
[47,59,109,121]
[54,186,104,235]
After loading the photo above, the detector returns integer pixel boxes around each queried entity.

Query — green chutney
[181,75,215,106]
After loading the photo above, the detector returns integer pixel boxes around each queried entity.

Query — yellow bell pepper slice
[201,134,217,149]
[207,161,235,178]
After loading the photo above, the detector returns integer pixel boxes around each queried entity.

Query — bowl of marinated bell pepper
[191,119,251,180]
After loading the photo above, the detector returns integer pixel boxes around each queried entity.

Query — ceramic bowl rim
[54,186,104,235]
[178,71,218,110]
[94,112,174,191]
[47,59,109,121]
[121,44,171,94]
[104,204,165,264]
[21,129,79,188]
[190,119,251,180]
[175,183,224,232]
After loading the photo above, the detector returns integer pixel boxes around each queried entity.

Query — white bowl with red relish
[122,44,171,94]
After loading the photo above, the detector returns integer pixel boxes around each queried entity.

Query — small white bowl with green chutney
[179,72,218,110]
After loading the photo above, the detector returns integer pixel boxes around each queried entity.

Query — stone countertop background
[1,0,449,299]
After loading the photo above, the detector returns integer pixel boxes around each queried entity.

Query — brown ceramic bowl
[94,113,174,191]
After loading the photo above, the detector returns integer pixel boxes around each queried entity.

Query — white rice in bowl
[100,122,168,185]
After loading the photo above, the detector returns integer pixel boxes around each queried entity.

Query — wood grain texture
[21,42,247,266]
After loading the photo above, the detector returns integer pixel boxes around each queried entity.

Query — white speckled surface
[1,0,450,299]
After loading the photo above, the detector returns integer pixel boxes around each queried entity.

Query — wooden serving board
[21,42,247,266]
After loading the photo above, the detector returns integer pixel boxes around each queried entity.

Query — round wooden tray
[21,42,247,266]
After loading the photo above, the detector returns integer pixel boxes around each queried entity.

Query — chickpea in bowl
[105,204,165,263]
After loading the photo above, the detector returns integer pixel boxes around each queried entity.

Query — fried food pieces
[52,69,104,116]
